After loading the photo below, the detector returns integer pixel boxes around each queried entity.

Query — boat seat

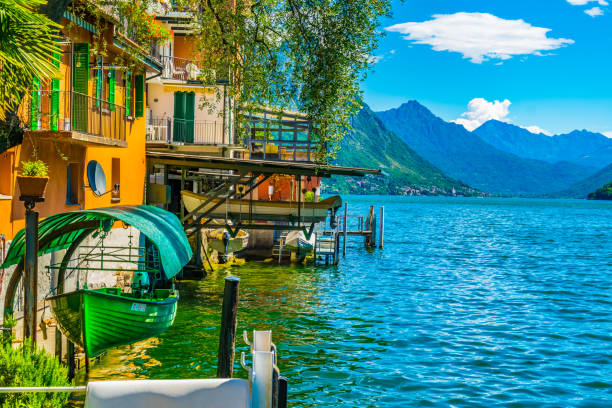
[85,379,250,408]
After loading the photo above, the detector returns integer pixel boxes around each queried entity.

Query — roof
[146,151,381,178]
[1,205,192,280]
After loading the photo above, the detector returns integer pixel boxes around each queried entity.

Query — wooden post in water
[379,206,384,249]
[278,377,288,408]
[342,202,348,257]
[67,341,75,380]
[217,276,240,378]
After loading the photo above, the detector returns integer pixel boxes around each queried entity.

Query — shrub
[304,191,315,202]
[0,339,71,408]
[20,160,48,177]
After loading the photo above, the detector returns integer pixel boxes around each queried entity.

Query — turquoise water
[85,196,612,407]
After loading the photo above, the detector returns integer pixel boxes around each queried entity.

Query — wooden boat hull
[181,190,341,223]
[208,229,249,254]
[49,288,178,357]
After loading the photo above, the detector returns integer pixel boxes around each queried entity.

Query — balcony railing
[23,90,127,142]
[161,56,201,81]
[146,117,226,145]
[243,111,324,162]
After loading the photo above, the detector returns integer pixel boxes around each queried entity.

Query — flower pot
[16,175,49,198]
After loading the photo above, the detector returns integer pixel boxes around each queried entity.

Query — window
[111,158,120,201]
[66,163,81,205]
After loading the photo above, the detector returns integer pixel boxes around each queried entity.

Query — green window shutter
[95,58,102,107]
[125,72,131,117]
[135,74,144,117]
[173,92,185,142]
[185,92,195,143]
[108,70,115,111]
[31,77,40,130]
[72,43,89,132]
[72,43,89,95]
[50,52,60,131]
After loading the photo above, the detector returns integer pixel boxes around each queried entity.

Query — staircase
[271,231,290,263]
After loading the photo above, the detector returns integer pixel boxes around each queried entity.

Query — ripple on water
[81,197,612,407]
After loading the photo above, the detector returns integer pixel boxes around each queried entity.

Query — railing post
[343,202,348,257]
[217,276,240,378]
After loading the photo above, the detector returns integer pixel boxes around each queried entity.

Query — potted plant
[17,159,49,198]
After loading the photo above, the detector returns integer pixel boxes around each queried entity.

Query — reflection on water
[79,197,612,407]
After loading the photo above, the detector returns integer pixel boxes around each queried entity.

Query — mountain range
[323,100,611,197]
[376,101,609,196]
[473,120,612,169]
[323,105,478,196]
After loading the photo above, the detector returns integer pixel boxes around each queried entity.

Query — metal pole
[217,276,240,378]
[23,208,38,346]
[342,202,347,257]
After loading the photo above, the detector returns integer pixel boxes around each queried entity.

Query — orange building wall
[256,175,321,202]
[173,35,196,60]
[0,21,148,242]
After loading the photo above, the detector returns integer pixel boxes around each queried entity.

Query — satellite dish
[87,160,107,196]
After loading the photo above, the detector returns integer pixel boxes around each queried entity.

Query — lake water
[84,196,612,407]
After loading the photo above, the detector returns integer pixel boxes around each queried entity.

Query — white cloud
[453,98,511,131]
[368,55,383,64]
[585,6,605,15]
[454,98,552,135]
[385,13,574,63]
[566,0,608,5]
[603,131,612,138]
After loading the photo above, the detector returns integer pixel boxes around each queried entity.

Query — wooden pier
[313,202,384,265]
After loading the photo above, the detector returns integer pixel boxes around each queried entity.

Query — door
[173,91,194,143]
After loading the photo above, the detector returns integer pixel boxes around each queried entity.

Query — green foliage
[304,191,315,202]
[0,339,72,408]
[0,0,60,120]
[588,181,612,200]
[185,0,391,161]
[21,160,49,177]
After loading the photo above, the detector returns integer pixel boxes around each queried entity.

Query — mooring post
[67,341,75,380]
[55,328,62,362]
[217,276,240,378]
[379,206,384,249]
[342,201,348,257]
[278,377,288,408]
[23,208,38,346]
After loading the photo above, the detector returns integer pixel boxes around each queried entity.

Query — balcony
[161,56,201,81]
[146,117,226,145]
[22,90,127,146]
[242,110,325,163]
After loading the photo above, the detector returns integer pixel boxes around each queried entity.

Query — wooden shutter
[72,43,89,132]
[50,52,60,131]
[135,74,144,117]
[95,58,102,107]
[108,69,115,111]
[72,43,89,94]
[185,92,195,143]
[125,72,131,117]
[173,92,184,142]
[31,77,40,130]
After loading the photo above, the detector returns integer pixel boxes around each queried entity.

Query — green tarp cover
[0,205,192,279]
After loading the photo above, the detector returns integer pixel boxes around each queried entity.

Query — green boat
[49,287,179,357]
[1,205,193,358]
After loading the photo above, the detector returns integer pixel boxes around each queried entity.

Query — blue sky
[362,0,612,136]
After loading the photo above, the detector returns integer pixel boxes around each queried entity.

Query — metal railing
[161,56,201,81]
[146,117,226,145]
[23,90,127,142]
